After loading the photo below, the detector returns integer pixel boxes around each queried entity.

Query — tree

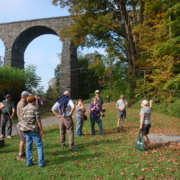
[46,78,59,100]
[77,55,100,99]
[52,0,145,72]
[133,0,180,101]
[0,65,41,102]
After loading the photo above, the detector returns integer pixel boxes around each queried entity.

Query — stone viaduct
[0,16,78,99]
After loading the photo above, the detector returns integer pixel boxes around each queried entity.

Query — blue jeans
[25,131,45,166]
[90,116,104,135]
[76,116,83,136]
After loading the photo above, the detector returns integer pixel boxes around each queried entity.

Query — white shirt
[52,99,74,116]
[116,99,128,110]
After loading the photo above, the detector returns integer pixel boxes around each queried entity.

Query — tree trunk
[140,0,145,24]
[118,0,140,71]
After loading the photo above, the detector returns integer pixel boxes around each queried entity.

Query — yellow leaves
[88,59,102,69]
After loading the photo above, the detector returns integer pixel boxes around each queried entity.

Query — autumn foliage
[52,0,180,103]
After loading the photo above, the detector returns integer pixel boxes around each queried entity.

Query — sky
[0,0,105,91]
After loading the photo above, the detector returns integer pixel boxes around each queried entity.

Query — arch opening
[25,34,62,92]
[12,26,58,68]
[0,39,5,66]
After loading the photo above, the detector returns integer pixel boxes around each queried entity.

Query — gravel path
[148,133,180,143]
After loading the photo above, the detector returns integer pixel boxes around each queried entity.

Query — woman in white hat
[139,100,153,150]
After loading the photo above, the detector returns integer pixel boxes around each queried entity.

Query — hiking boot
[17,156,26,162]
[39,164,46,167]
[26,163,35,167]
[121,126,124,131]
[21,152,26,157]
[7,136,12,139]
[117,127,120,132]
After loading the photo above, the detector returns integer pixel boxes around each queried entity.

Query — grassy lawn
[0,102,180,180]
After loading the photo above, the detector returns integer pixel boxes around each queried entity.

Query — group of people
[0,92,45,167]
[0,89,153,167]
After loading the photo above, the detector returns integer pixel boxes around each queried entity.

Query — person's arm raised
[150,100,153,108]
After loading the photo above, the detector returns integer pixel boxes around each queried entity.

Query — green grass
[0,103,180,180]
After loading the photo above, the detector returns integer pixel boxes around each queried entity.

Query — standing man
[17,91,30,161]
[0,94,15,138]
[51,91,78,150]
[91,90,104,109]
[116,95,128,132]
[18,95,45,167]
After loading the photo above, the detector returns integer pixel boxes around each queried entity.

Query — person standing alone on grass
[75,99,86,137]
[16,91,31,161]
[51,91,78,150]
[116,95,128,132]
[18,95,45,167]
[0,94,15,139]
[139,100,153,150]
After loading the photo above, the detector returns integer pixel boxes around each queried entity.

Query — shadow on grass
[44,134,122,151]
[0,143,17,153]
[46,151,103,165]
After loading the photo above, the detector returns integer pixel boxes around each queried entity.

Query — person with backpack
[51,91,78,150]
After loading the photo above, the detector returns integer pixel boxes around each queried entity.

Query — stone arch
[0,16,78,98]
[11,26,58,68]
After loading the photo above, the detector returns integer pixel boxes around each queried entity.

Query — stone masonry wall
[0,16,78,99]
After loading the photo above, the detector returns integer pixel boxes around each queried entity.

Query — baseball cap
[21,91,31,97]
[5,94,12,98]
[95,90,100,93]
[139,100,148,105]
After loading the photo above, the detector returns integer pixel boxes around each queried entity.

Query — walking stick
[4,105,19,136]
